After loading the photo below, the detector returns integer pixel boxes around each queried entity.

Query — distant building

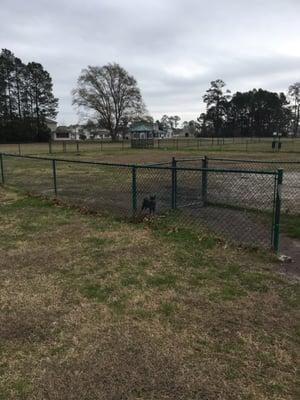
[51,124,111,141]
[45,118,57,132]
[130,122,154,140]
[173,128,190,137]
[162,127,173,138]
[130,122,155,148]
[130,121,173,140]
[52,126,72,140]
[153,122,173,138]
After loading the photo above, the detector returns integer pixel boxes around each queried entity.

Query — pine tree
[0,49,58,142]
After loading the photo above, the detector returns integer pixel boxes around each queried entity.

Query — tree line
[73,64,300,139]
[1,52,299,142]
[183,79,300,137]
[0,49,58,143]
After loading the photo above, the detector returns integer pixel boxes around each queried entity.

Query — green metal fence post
[76,141,79,153]
[272,169,283,252]
[171,157,177,209]
[132,166,137,217]
[18,143,21,155]
[52,159,58,196]
[0,154,4,184]
[202,156,208,206]
[49,140,52,154]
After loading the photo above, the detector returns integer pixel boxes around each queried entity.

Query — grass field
[1,142,300,252]
[1,137,300,157]
[0,187,299,399]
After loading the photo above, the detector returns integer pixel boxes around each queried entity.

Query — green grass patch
[146,273,177,288]
[210,284,246,301]
[281,213,300,239]
[13,378,32,398]
[159,302,177,318]
[0,195,53,211]
[121,273,140,287]
[80,283,114,303]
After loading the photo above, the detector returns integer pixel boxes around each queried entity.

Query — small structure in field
[130,122,154,148]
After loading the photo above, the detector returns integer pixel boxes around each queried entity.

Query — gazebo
[130,122,154,148]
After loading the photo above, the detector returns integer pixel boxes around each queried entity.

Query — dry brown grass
[2,138,300,164]
[52,148,300,164]
[0,187,299,400]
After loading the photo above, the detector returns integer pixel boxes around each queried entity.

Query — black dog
[142,195,156,214]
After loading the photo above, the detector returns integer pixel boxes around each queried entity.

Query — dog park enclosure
[0,152,291,252]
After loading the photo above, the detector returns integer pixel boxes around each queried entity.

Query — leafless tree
[72,63,146,140]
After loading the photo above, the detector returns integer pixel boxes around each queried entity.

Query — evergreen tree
[200,83,292,137]
[203,79,231,137]
[0,49,58,142]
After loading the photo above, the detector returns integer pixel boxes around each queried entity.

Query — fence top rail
[174,155,300,164]
[0,152,279,176]
[145,157,205,165]
[174,157,204,162]
[0,152,134,168]
[144,161,172,166]
[124,165,278,175]
[208,157,300,164]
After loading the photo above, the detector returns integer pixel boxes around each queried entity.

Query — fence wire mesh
[55,161,132,216]
[2,137,299,156]
[133,165,278,250]
[3,154,54,196]
[175,156,300,215]
[0,153,280,251]
[208,158,299,214]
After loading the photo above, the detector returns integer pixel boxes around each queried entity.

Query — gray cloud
[2,0,300,124]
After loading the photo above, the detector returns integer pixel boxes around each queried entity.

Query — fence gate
[170,163,281,251]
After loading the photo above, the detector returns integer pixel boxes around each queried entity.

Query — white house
[52,126,73,141]
[162,127,173,139]
[45,118,57,132]
[52,125,111,141]
[153,123,173,138]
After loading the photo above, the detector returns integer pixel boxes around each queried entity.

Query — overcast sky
[2,0,300,125]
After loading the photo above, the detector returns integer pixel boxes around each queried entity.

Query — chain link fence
[1,137,299,155]
[0,153,282,251]
[173,156,300,215]
[208,158,300,215]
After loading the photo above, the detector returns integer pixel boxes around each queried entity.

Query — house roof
[45,118,57,124]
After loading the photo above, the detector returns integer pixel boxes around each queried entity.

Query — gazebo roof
[129,122,153,132]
